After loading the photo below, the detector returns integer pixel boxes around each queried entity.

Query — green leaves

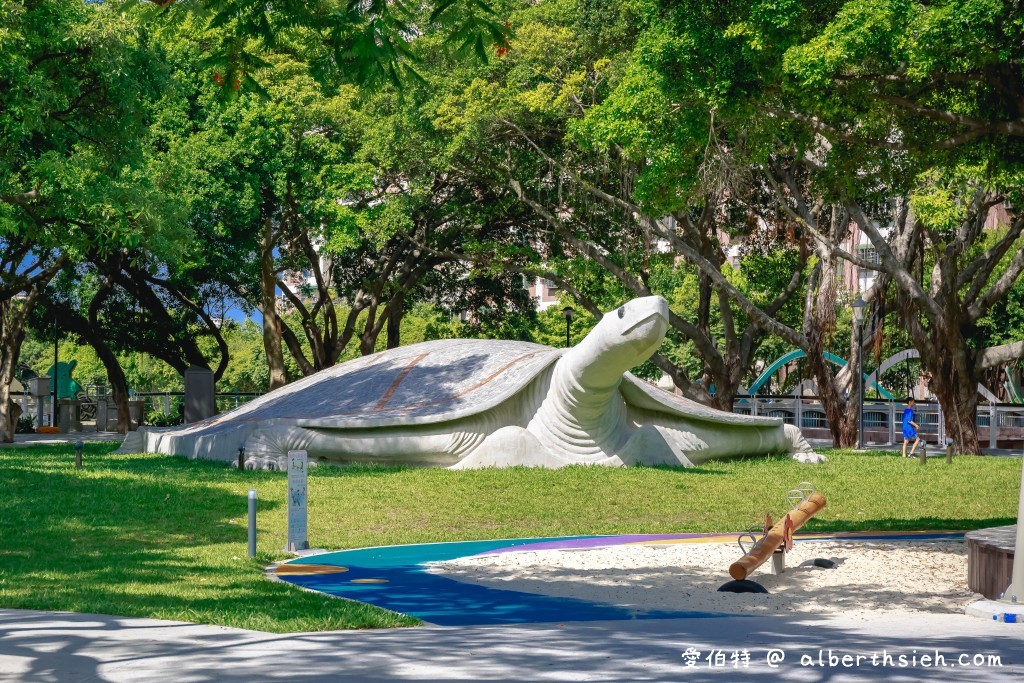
[141,0,509,95]
[1,0,175,259]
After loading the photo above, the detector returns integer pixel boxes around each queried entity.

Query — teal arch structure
[749,349,896,400]
[44,361,84,400]
[1005,374,1023,404]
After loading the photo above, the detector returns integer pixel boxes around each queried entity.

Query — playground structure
[736,348,1024,448]
[749,348,1013,404]
[747,350,895,399]
[719,482,828,593]
[43,361,85,400]
[9,362,144,432]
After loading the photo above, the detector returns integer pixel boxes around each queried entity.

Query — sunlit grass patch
[0,443,1018,632]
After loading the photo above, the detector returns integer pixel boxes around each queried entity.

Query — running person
[902,397,922,458]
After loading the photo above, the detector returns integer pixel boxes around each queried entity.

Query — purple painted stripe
[474,533,735,556]
[473,530,965,557]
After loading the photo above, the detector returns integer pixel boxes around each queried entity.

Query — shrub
[146,409,183,427]
[15,415,35,434]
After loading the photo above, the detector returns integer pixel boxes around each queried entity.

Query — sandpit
[426,539,981,617]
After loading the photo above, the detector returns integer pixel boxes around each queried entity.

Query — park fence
[10,388,1024,448]
[9,390,263,430]
[733,395,1024,448]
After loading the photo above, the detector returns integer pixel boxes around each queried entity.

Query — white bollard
[247,490,257,558]
[1002,459,1024,604]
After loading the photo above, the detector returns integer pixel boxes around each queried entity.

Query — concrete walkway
[0,432,124,448]
[805,438,1023,457]
[2,609,1022,682]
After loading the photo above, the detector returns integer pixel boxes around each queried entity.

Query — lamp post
[561,306,575,347]
[52,309,58,428]
[852,296,868,449]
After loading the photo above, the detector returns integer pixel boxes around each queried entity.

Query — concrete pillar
[795,396,803,431]
[128,400,145,430]
[990,404,998,450]
[889,402,896,446]
[95,398,108,432]
[183,365,215,424]
[58,399,82,433]
[31,377,49,427]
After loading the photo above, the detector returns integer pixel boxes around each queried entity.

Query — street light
[52,308,58,429]
[561,306,575,347]
[852,296,868,449]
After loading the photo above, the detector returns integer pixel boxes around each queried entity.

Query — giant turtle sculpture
[122,296,823,468]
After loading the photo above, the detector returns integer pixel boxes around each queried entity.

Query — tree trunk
[0,299,27,442]
[358,334,377,356]
[0,327,17,443]
[259,210,288,390]
[923,326,982,455]
[807,342,859,447]
[803,255,858,448]
[708,358,746,412]
[358,302,380,356]
[88,332,132,433]
[386,293,404,350]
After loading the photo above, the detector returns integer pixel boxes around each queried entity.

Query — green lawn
[0,443,1019,632]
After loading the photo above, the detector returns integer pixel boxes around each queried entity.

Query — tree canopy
[3,0,1023,453]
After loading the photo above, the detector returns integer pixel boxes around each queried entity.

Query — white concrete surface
[966,599,1024,622]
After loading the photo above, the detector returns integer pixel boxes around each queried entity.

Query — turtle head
[563,296,670,389]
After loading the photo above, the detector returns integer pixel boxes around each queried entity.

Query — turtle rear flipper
[783,424,826,463]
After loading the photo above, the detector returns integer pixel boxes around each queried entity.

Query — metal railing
[734,394,1024,447]
[129,391,264,417]
[10,386,1024,446]
[10,390,263,429]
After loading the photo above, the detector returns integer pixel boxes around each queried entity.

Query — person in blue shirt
[901,397,921,458]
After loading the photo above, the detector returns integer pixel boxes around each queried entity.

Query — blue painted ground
[278,536,726,626]
[277,532,965,627]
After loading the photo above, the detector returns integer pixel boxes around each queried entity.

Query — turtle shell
[621,375,781,427]
[186,339,561,431]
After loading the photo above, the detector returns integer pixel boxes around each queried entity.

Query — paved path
[0,432,123,448]
[805,438,1022,457]
[2,609,1022,682]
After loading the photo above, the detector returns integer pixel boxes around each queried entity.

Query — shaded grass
[0,443,1019,632]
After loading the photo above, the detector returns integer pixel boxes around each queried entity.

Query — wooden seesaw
[718,482,829,594]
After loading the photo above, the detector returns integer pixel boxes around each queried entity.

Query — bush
[15,415,35,434]
[146,409,183,427]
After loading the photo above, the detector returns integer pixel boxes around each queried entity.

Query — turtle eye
[617,307,625,318]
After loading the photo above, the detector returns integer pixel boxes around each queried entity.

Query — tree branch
[979,341,1024,370]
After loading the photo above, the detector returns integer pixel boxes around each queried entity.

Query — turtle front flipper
[452,426,569,469]
[783,423,827,463]
[616,425,696,467]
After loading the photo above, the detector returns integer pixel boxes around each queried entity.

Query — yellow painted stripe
[275,564,349,575]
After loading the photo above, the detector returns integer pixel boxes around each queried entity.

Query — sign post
[286,450,309,552]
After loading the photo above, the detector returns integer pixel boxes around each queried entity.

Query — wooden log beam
[729,493,827,581]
